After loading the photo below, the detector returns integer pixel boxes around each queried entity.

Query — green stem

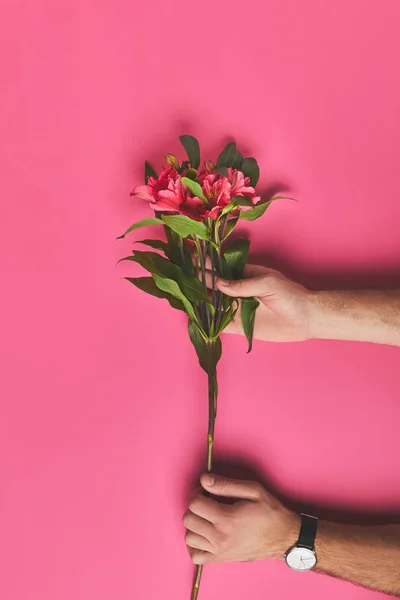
[213,220,225,333]
[178,237,186,271]
[190,340,218,600]
[193,237,210,335]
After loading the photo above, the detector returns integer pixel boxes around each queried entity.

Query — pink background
[1,1,400,599]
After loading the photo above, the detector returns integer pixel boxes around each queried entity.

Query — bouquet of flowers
[117,136,284,598]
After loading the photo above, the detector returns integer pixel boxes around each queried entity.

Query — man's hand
[182,474,299,565]
[213,265,400,347]
[216,265,313,342]
[183,475,400,597]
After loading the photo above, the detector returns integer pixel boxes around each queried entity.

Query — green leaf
[220,201,237,217]
[220,257,233,280]
[124,277,185,311]
[121,250,209,303]
[162,215,209,240]
[241,297,259,353]
[188,321,209,372]
[182,239,195,275]
[224,239,250,279]
[144,161,157,183]
[134,239,168,253]
[188,322,222,372]
[163,225,183,266]
[270,195,296,201]
[222,217,238,240]
[180,275,210,303]
[215,166,229,177]
[179,135,200,169]
[117,218,164,239]
[217,305,236,334]
[217,142,237,168]
[231,195,254,207]
[181,177,208,203]
[232,149,244,169]
[156,224,193,273]
[239,195,294,223]
[153,275,197,322]
[241,157,260,186]
[223,293,233,311]
[239,200,271,221]
[118,251,174,276]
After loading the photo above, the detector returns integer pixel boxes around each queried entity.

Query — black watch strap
[297,514,318,550]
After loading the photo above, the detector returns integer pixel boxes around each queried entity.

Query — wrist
[271,510,301,560]
[307,290,336,340]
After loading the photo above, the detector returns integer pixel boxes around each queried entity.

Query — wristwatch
[285,513,318,571]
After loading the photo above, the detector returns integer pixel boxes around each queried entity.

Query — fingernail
[218,279,230,286]
[203,474,215,487]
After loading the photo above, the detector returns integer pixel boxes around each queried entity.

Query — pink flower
[131,167,206,221]
[228,169,259,200]
[131,165,261,223]
[198,168,261,220]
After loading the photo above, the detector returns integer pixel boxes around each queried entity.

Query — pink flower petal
[239,185,256,195]
[207,206,221,220]
[149,201,177,212]
[158,189,182,210]
[131,185,154,202]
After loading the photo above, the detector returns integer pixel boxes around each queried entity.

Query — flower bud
[165,154,180,169]
[204,160,215,173]
[186,168,198,180]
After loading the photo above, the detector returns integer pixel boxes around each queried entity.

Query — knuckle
[187,547,195,560]
[252,482,263,498]
[191,552,201,565]
[219,515,234,536]
[234,279,246,290]
[182,512,191,527]
[188,499,198,513]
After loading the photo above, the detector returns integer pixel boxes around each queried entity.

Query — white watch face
[286,547,317,571]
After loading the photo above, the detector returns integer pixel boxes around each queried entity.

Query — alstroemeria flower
[131,167,206,220]
[198,168,261,219]
[228,168,260,201]
[132,164,261,222]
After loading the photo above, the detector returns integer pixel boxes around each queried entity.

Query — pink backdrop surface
[1,1,400,599]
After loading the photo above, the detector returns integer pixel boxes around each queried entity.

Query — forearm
[309,290,400,347]
[314,521,400,596]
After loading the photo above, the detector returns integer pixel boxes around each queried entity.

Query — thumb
[200,474,262,500]
[216,275,275,298]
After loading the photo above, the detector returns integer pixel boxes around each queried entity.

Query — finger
[243,264,270,277]
[188,494,222,523]
[199,263,269,290]
[185,532,213,552]
[188,548,214,565]
[200,474,263,501]
[216,274,278,298]
[182,511,216,540]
